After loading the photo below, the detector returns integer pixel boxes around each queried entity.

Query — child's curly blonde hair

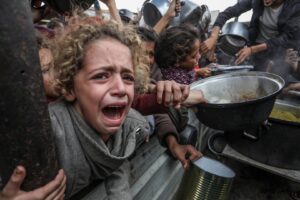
[53,20,149,96]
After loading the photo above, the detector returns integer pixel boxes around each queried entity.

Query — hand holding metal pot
[235,46,252,65]
[200,28,219,54]
[182,89,208,107]
[195,66,212,78]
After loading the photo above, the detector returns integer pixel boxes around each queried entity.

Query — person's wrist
[249,46,253,55]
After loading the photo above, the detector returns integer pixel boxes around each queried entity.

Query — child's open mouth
[102,105,126,120]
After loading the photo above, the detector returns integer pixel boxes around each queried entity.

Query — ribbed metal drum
[175,157,235,200]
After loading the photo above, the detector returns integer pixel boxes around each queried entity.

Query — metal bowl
[190,71,285,131]
[142,0,202,27]
[219,22,249,56]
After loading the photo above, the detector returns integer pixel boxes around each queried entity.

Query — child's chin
[105,126,122,135]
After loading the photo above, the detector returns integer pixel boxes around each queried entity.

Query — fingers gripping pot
[190,71,285,131]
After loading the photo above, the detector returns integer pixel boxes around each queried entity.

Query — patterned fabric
[161,66,196,85]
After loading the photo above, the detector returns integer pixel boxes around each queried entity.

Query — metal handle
[288,90,300,97]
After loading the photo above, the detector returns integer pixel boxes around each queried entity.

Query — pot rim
[190,71,285,108]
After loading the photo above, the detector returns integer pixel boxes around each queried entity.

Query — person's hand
[182,89,207,107]
[235,46,252,65]
[283,83,300,95]
[285,49,299,72]
[166,135,202,170]
[195,67,212,78]
[206,49,218,63]
[201,37,218,54]
[165,0,182,18]
[99,0,114,7]
[149,81,190,109]
[0,166,66,200]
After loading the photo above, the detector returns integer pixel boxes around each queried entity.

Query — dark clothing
[214,0,300,52]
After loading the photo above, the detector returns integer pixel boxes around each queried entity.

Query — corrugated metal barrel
[175,156,235,200]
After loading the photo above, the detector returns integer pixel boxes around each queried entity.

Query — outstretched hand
[149,80,190,109]
[166,135,202,169]
[165,0,182,18]
[0,166,66,200]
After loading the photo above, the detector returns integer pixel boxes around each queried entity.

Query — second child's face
[142,41,155,67]
[69,39,135,141]
[179,39,201,71]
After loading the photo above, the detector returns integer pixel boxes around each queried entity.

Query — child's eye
[123,74,135,82]
[92,73,109,80]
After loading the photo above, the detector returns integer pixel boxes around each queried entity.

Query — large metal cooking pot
[219,22,249,56]
[226,99,300,170]
[142,0,202,27]
[190,71,285,131]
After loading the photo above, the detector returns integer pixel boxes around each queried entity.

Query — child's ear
[64,90,76,102]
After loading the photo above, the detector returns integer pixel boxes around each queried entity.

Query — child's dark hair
[136,27,158,43]
[155,23,200,68]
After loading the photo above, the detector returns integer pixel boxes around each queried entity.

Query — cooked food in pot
[270,109,300,123]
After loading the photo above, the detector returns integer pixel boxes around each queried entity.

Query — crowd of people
[1,0,300,199]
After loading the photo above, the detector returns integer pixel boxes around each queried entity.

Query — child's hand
[149,80,190,109]
[166,135,202,170]
[0,166,66,200]
[196,67,212,78]
[169,144,202,170]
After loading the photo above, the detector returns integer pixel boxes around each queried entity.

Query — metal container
[209,64,254,76]
[142,0,175,27]
[175,156,235,200]
[190,71,285,131]
[226,99,300,170]
[218,22,249,56]
[142,0,202,27]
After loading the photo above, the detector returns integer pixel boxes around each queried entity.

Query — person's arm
[153,0,181,35]
[235,43,267,65]
[283,83,300,94]
[181,89,207,107]
[100,0,122,25]
[155,114,179,146]
[165,135,202,169]
[201,0,252,54]
[0,166,66,200]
